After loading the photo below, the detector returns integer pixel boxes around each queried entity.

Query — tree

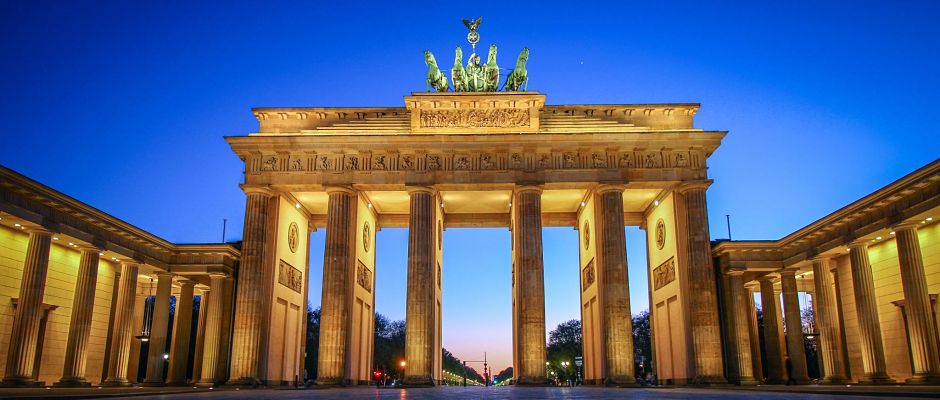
[493,367,513,384]
[547,320,581,383]
[632,310,652,375]
[304,305,320,381]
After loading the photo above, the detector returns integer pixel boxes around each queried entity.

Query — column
[56,247,102,387]
[192,288,210,381]
[746,287,764,382]
[811,257,847,383]
[316,187,354,385]
[677,182,726,383]
[167,280,196,385]
[102,262,140,386]
[404,187,436,386]
[197,274,227,386]
[512,186,548,385]
[780,269,810,384]
[759,276,786,384]
[848,242,893,383]
[894,223,940,383]
[143,272,173,385]
[226,187,272,386]
[596,186,635,384]
[727,271,757,384]
[1,228,52,387]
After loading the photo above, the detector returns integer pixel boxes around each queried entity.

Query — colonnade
[0,227,234,387]
[723,221,940,385]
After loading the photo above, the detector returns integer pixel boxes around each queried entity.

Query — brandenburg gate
[225,89,727,385]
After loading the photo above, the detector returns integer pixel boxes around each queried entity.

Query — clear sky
[2,1,938,372]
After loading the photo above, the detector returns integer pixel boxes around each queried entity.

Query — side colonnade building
[0,167,239,387]
[713,159,940,385]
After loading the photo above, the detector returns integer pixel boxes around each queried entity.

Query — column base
[604,376,638,387]
[906,373,940,385]
[691,375,728,386]
[100,377,132,387]
[0,377,44,387]
[53,377,92,387]
[734,377,759,386]
[820,376,850,384]
[403,375,434,387]
[224,377,264,387]
[313,377,346,387]
[515,376,550,386]
[859,373,896,385]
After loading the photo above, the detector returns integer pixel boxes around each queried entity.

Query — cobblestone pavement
[139,386,931,400]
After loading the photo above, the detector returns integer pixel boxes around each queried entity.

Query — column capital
[513,184,543,195]
[848,239,869,249]
[240,184,274,197]
[757,273,778,284]
[725,269,746,277]
[676,180,713,194]
[405,186,437,195]
[810,254,833,263]
[25,226,55,236]
[324,185,356,195]
[207,272,229,279]
[177,278,197,287]
[153,271,174,279]
[891,221,921,232]
[595,183,627,194]
[75,244,104,253]
[778,268,798,278]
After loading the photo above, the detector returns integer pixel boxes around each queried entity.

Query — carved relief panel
[278,260,303,294]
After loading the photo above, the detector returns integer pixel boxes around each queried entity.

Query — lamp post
[399,360,406,384]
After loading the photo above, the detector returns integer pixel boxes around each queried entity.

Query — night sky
[2,1,938,371]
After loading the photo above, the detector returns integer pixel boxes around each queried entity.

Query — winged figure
[462,17,482,31]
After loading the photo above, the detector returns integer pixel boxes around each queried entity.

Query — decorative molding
[287,222,299,253]
[418,109,531,129]
[655,219,666,250]
[278,260,303,293]
[653,257,676,291]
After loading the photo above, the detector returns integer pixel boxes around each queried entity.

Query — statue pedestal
[405,92,545,134]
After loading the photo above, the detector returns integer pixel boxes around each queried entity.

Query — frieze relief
[582,259,596,292]
[278,260,303,294]
[652,257,676,291]
[418,108,531,129]
[248,150,703,174]
[356,260,373,293]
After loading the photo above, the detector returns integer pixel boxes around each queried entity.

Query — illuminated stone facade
[713,160,940,384]
[227,91,727,385]
[1,89,935,390]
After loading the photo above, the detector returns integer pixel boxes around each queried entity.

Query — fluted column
[56,247,102,387]
[143,272,173,385]
[192,288,210,381]
[811,257,847,383]
[596,186,635,384]
[759,276,786,384]
[894,223,940,383]
[226,186,272,386]
[1,228,53,387]
[167,280,196,385]
[513,186,548,385]
[727,271,757,384]
[746,287,764,382]
[404,187,436,386]
[198,274,227,386]
[678,182,726,383]
[102,262,140,386]
[316,187,354,385]
[780,269,810,384]
[848,242,893,383]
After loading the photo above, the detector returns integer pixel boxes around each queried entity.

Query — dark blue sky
[2,1,938,369]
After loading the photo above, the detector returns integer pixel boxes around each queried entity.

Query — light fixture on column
[135,277,155,342]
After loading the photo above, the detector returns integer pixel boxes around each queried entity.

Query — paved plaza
[2,386,940,400]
